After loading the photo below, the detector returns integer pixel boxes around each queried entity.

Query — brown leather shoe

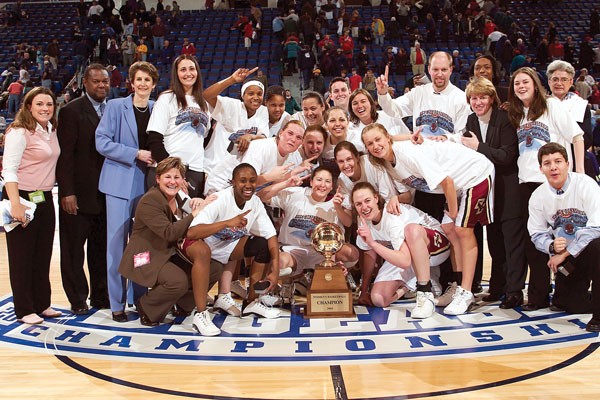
[135,301,158,326]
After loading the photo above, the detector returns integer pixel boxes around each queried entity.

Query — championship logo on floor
[0,294,597,365]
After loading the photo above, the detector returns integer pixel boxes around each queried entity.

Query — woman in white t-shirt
[321,106,358,174]
[262,166,359,277]
[147,55,210,197]
[203,67,270,174]
[347,88,410,140]
[265,85,290,138]
[352,182,449,318]
[507,67,585,311]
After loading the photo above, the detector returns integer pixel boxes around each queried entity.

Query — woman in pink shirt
[2,87,61,325]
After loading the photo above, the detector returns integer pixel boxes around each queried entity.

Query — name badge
[28,190,45,204]
[133,252,151,268]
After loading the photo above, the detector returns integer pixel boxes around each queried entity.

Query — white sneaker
[411,291,435,319]
[192,310,221,336]
[259,293,283,307]
[443,286,474,315]
[435,281,458,307]
[213,293,241,317]
[243,300,281,319]
[231,280,248,299]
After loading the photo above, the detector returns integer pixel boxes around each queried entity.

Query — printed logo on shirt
[375,239,394,249]
[552,208,588,238]
[175,107,209,137]
[288,214,328,239]
[212,227,248,242]
[517,120,550,154]
[415,110,454,137]
[401,175,431,192]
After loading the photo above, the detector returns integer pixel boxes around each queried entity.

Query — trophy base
[304,266,355,318]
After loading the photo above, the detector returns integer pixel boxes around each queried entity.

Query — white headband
[241,80,265,96]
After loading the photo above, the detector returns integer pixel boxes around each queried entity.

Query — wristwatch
[549,242,555,255]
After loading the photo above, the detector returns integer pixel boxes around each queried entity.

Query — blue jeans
[8,94,20,115]
[153,36,164,50]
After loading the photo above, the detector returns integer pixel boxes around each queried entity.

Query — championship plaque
[305,222,355,318]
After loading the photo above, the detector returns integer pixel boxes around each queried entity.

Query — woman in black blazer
[461,77,527,309]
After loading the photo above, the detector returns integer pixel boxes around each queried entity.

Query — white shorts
[281,245,324,271]
[374,250,449,291]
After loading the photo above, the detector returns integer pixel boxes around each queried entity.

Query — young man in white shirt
[528,142,600,332]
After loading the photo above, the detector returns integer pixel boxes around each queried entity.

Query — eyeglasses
[550,77,572,83]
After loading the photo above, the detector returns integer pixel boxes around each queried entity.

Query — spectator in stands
[47,38,60,71]
[108,65,122,99]
[95,61,158,322]
[152,16,166,50]
[180,37,196,56]
[2,87,61,325]
[107,38,121,67]
[255,69,268,89]
[298,45,316,91]
[77,0,89,27]
[410,41,426,77]
[312,68,325,95]
[139,21,152,43]
[536,37,549,66]
[285,89,301,115]
[160,39,175,66]
[359,23,373,45]
[425,13,436,43]
[7,80,24,117]
[88,0,104,24]
[579,36,595,71]
[41,64,52,90]
[146,55,210,198]
[371,16,385,47]
[136,38,148,62]
[121,35,137,68]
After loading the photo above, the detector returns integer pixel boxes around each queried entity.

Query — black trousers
[553,238,600,319]
[520,182,551,305]
[59,205,109,308]
[485,217,528,295]
[6,190,55,318]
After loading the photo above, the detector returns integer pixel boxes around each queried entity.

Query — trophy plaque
[305,222,355,318]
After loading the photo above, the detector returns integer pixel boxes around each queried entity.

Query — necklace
[133,104,149,112]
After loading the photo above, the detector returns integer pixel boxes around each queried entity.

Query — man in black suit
[463,76,528,309]
[56,64,110,315]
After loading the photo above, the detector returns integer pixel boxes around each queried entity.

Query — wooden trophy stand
[304,266,355,318]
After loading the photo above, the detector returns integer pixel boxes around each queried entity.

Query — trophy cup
[304,222,355,318]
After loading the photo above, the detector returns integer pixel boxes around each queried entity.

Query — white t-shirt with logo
[386,140,494,194]
[378,82,470,140]
[147,92,210,172]
[204,95,270,174]
[270,187,342,247]
[191,186,276,264]
[347,111,411,146]
[517,98,583,183]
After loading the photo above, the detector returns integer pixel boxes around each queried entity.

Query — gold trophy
[305,222,355,318]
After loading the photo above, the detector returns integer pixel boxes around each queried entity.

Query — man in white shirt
[528,142,600,332]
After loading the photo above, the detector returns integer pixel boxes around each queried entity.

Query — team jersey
[147,92,210,172]
[204,95,270,174]
[378,82,470,140]
[517,98,583,183]
[347,111,410,146]
[386,140,494,194]
[190,186,276,264]
[270,186,343,247]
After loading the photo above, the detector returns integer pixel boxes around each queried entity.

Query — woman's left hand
[231,67,259,84]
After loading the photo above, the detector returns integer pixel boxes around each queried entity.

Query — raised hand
[231,67,259,84]
[375,65,389,95]
[356,216,373,245]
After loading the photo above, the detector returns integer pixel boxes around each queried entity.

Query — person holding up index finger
[183,163,282,335]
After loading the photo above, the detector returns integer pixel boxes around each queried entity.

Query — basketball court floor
[1,194,599,399]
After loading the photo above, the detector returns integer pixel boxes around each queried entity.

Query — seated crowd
[2,48,600,337]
